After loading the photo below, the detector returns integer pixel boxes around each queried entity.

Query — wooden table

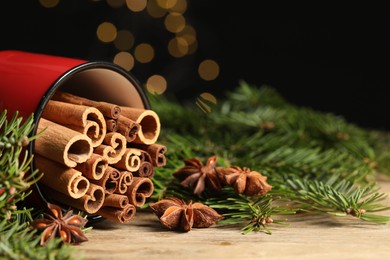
[79,180,390,260]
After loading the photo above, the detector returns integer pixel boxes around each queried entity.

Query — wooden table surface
[79,179,390,260]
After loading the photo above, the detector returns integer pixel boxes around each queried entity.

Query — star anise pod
[173,155,222,195]
[217,166,272,196]
[31,202,88,245]
[150,197,223,232]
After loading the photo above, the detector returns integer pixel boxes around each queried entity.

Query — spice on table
[173,155,222,195]
[217,166,272,196]
[31,202,88,245]
[150,197,223,232]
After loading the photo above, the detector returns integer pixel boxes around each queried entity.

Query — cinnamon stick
[74,153,108,180]
[35,118,93,168]
[97,204,136,224]
[120,107,161,145]
[42,100,106,147]
[105,118,118,132]
[42,183,105,214]
[90,166,121,195]
[103,194,129,208]
[115,171,133,194]
[125,177,154,207]
[116,115,140,143]
[133,161,154,178]
[35,155,90,199]
[134,143,167,167]
[52,91,121,119]
[113,148,141,172]
[94,132,127,164]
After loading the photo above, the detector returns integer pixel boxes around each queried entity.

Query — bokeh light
[169,0,187,13]
[114,30,135,51]
[164,12,186,33]
[156,0,177,9]
[168,37,188,57]
[196,92,217,113]
[198,59,220,81]
[134,43,155,63]
[146,75,168,95]
[39,0,60,8]
[147,0,167,18]
[97,22,117,43]
[106,0,126,8]
[126,0,147,12]
[113,51,135,71]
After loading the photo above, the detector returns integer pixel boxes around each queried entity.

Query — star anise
[217,166,272,196]
[31,202,88,245]
[149,197,223,232]
[173,155,222,195]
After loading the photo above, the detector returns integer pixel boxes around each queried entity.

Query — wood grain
[79,179,390,260]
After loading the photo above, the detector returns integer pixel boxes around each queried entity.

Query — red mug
[0,50,150,221]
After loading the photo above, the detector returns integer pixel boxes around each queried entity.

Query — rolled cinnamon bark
[113,148,141,172]
[120,107,160,145]
[97,204,136,224]
[133,161,154,178]
[42,183,105,214]
[103,194,129,208]
[115,171,133,194]
[74,153,108,180]
[42,100,106,147]
[116,115,140,143]
[35,155,90,199]
[90,166,121,195]
[52,91,121,119]
[35,118,93,168]
[105,118,118,132]
[94,132,127,164]
[125,177,154,207]
[134,143,167,167]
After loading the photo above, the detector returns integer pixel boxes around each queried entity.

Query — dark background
[1,1,389,131]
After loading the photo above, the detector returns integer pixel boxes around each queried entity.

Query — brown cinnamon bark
[134,143,167,167]
[105,118,118,132]
[125,177,154,207]
[115,171,133,194]
[103,194,129,208]
[94,132,127,164]
[35,118,93,167]
[113,148,141,172]
[97,204,136,223]
[42,100,106,147]
[133,161,154,178]
[52,91,121,119]
[116,115,140,143]
[74,153,108,180]
[120,107,161,145]
[35,155,90,199]
[42,183,105,214]
[90,166,120,195]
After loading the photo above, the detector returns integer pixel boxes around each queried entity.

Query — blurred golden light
[198,59,220,81]
[164,12,186,33]
[168,37,188,58]
[39,0,60,8]
[147,0,167,18]
[187,39,198,55]
[113,52,135,71]
[134,43,155,63]
[146,75,167,95]
[176,25,196,44]
[126,0,147,12]
[169,0,187,13]
[106,0,126,8]
[97,22,117,43]
[114,30,135,51]
[196,92,217,113]
[156,0,177,9]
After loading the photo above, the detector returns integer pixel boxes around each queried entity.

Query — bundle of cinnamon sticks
[34,91,166,224]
